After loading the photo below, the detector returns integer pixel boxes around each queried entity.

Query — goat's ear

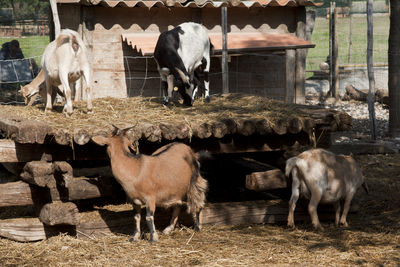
[92,135,109,146]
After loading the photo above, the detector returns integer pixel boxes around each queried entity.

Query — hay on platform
[0,94,304,134]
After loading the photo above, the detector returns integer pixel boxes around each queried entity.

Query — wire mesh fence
[0,1,391,106]
[306,1,389,97]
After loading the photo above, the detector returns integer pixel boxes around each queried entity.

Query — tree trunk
[367,0,377,140]
[389,0,400,137]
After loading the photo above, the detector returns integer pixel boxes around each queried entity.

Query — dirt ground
[0,153,399,266]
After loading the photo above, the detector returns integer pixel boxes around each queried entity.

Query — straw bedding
[0,94,303,134]
[0,153,399,266]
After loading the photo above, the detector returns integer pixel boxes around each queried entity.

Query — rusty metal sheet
[122,32,314,56]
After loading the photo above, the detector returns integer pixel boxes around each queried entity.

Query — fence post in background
[333,5,339,99]
[221,6,229,94]
[348,0,353,63]
[389,0,400,137]
[367,0,377,140]
[329,1,339,99]
[49,0,61,37]
[329,2,335,97]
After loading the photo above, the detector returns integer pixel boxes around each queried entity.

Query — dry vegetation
[0,153,399,266]
[1,94,303,134]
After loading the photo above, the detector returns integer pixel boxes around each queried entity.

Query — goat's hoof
[149,236,159,243]
[129,237,139,242]
[44,108,52,113]
[314,225,324,231]
[162,227,173,235]
[204,96,210,103]
[340,221,349,228]
[287,223,295,229]
[194,226,201,232]
[87,110,93,114]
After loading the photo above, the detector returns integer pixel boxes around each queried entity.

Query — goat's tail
[56,32,79,53]
[187,158,208,214]
[362,182,369,194]
[285,156,299,178]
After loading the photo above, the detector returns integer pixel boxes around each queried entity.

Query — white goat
[41,29,91,116]
[19,69,64,106]
[285,148,368,230]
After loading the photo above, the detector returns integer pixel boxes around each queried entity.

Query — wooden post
[295,6,307,104]
[329,2,338,98]
[221,6,229,94]
[388,0,400,137]
[367,0,377,140]
[49,0,60,37]
[332,3,339,99]
[285,49,296,103]
[348,0,353,63]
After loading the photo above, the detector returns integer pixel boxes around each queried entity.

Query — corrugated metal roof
[57,0,316,8]
[122,32,315,56]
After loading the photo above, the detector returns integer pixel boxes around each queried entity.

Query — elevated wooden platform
[0,94,351,155]
[0,94,352,241]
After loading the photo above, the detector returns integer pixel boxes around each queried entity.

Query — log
[237,119,256,136]
[246,169,288,191]
[343,85,389,105]
[0,200,340,241]
[288,117,303,134]
[255,118,272,135]
[20,161,55,188]
[272,119,288,135]
[0,112,52,144]
[343,84,367,101]
[192,122,212,139]
[19,161,73,188]
[52,128,71,145]
[211,121,229,138]
[159,123,177,140]
[0,177,114,207]
[220,118,237,134]
[73,128,91,145]
[73,166,112,178]
[0,139,109,163]
[39,202,79,226]
[176,123,191,139]
[138,122,161,142]
[53,161,73,188]
[0,217,73,242]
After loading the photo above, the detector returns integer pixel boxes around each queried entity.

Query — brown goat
[285,148,368,230]
[92,127,208,242]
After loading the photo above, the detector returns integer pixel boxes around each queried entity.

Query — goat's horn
[111,124,120,136]
[175,68,189,84]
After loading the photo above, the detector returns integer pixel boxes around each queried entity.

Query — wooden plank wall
[57,5,299,101]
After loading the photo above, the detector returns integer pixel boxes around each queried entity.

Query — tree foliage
[0,0,49,22]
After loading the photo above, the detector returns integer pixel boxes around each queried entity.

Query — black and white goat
[154,22,212,106]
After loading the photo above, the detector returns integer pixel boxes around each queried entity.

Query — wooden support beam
[0,200,342,242]
[19,161,73,188]
[246,169,288,191]
[285,49,296,103]
[0,177,115,207]
[0,112,52,144]
[20,161,55,188]
[0,140,108,163]
[39,202,79,226]
[221,6,229,94]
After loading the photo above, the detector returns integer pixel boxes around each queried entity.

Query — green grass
[307,15,389,71]
[0,35,50,65]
